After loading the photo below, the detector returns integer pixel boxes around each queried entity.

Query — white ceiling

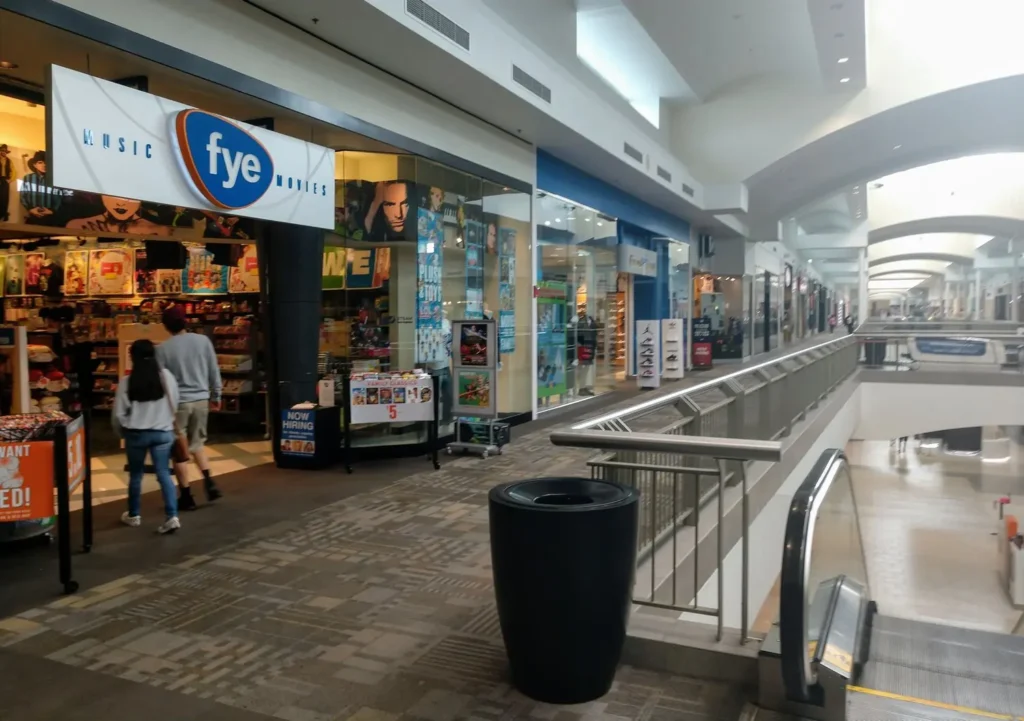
[620,0,828,101]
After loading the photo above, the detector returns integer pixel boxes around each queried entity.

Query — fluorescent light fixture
[840,77,851,83]
[838,57,849,63]
[893,144,903,150]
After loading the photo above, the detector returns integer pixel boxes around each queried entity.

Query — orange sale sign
[0,441,55,523]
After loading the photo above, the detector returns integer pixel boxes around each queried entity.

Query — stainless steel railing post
[716,457,727,642]
[740,461,749,644]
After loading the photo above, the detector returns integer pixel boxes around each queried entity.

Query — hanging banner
[88,248,133,296]
[536,281,567,398]
[464,218,484,319]
[229,244,260,293]
[416,208,445,363]
[498,228,516,354]
[48,65,336,229]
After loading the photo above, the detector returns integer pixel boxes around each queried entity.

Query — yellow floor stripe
[847,685,1014,720]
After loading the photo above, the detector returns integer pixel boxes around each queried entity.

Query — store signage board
[451,318,498,418]
[692,317,713,369]
[636,321,661,389]
[0,441,56,523]
[280,409,316,456]
[48,65,336,230]
[349,376,434,424]
[618,245,658,278]
[453,319,497,370]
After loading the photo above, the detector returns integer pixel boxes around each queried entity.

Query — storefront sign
[279,409,316,456]
[49,65,335,230]
[498,228,517,354]
[350,375,434,424]
[416,208,445,363]
[636,321,660,388]
[618,245,657,277]
[912,337,992,360]
[0,441,56,523]
[692,317,713,369]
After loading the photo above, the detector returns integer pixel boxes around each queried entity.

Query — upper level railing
[550,335,859,641]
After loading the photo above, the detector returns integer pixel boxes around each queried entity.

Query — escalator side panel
[848,687,1015,721]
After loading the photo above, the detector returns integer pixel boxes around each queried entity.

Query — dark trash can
[489,477,639,704]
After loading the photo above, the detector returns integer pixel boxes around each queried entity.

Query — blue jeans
[124,430,177,519]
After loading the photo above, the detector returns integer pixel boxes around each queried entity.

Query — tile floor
[78,440,273,512]
[846,437,1022,633]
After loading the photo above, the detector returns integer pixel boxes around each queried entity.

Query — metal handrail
[550,430,783,462]
[574,335,856,432]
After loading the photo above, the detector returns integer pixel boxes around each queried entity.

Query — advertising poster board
[661,319,685,380]
[536,282,567,398]
[0,440,56,523]
[454,320,496,369]
[349,375,434,424]
[133,249,158,294]
[636,320,661,389]
[464,219,485,319]
[5,253,24,296]
[498,228,517,354]
[280,409,316,456]
[692,317,713,369]
[453,368,496,417]
[63,251,88,296]
[416,208,445,363]
[322,247,389,291]
[88,248,133,296]
[183,247,229,294]
[229,244,260,293]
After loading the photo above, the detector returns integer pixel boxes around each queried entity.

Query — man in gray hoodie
[157,306,223,509]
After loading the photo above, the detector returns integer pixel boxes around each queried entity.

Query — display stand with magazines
[342,368,441,473]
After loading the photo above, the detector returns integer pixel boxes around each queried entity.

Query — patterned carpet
[0,344,839,720]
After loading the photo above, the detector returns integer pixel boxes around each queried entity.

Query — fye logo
[174,110,274,210]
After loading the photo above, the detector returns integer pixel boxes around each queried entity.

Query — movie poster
[536,282,567,398]
[63,251,88,296]
[464,218,484,319]
[156,270,182,295]
[88,248,133,296]
[338,179,416,242]
[23,252,44,295]
[229,244,260,293]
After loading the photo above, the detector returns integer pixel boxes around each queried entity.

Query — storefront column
[857,248,868,324]
[261,223,324,414]
[974,269,983,320]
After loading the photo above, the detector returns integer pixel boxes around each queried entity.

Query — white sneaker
[157,516,181,535]
[121,512,141,528]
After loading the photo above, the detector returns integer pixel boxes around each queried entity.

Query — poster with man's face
[345,179,417,242]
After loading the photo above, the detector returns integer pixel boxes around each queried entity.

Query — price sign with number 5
[388,405,398,420]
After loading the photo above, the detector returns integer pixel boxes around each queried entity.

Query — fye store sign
[48,65,336,229]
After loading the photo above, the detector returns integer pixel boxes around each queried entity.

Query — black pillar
[259,222,323,452]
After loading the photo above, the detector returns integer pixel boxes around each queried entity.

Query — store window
[320,153,532,447]
[693,273,746,360]
[536,193,620,410]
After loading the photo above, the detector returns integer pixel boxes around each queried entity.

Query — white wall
[55,0,536,186]
[854,382,1024,440]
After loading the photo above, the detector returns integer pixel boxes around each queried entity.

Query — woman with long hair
[112,339,181,534]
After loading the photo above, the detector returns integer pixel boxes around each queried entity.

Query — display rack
[447,319,507,458]
[341,371,441,473]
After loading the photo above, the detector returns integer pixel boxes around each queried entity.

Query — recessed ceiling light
[838,57,849,64]
[808,259,814,264]
[893,144,902,150]
[0,61,17,70]
[555,218,561,223]
[840,77,851,83]
[544,221,551,226]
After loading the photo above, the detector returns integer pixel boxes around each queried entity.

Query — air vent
[657,166,672,182]
[406,0,470,51]
[681,183,695,197]
[512,65,551,103]
[623,143,643,164]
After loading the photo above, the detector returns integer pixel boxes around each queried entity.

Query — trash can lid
[489,478,638,511]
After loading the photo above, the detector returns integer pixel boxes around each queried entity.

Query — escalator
[758,450,1024,721]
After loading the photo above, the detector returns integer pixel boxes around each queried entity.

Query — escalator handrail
[778,448,848,703]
